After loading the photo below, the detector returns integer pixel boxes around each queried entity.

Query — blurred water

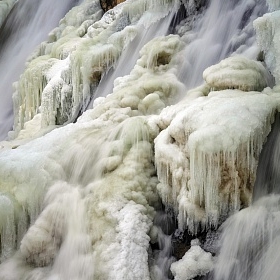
[253,113,280,201]
[212,195,280,280]
[178,0,267,90]
[150,210,176,280]
[211,114,280,280]
[91,6,178,102]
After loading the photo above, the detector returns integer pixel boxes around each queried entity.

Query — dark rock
[171,229,193,259]
[100,0,125,12]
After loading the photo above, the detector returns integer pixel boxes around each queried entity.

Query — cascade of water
[150,210,176,280]
[212,195,280,280]
[0,0,78,141]
[88,5,178,107]
[253,113,280,200]
[210,115,280,279]
[178,0,267,90]
[0,0,277,279]
[150,228,175,280]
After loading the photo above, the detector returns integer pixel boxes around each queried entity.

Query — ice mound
[203,56,269,92]
[155,89,277,233]
[170,239,214,280]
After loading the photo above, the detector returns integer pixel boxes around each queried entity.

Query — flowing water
[92,7,177,101]
[212,194,280,280]
[210,112,280,280]
[0,0,79,140]
[178,0,267,89]
[253,113,280,201]
[150,210,176,280]
[0,0,276,279]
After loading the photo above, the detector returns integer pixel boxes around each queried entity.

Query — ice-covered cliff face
[0,0,279,279]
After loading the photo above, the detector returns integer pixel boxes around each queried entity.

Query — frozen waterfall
[0,0,280,279]
[0,0,79,140]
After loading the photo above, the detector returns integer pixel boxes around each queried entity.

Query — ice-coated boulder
[203,56,269,92]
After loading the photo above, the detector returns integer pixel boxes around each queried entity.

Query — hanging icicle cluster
[155,56,277,233]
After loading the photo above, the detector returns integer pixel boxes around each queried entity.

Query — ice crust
[203,56,269,92]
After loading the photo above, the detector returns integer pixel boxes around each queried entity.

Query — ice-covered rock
[203,56,269,92]
[170,239,214,280]
[155,89,277,233]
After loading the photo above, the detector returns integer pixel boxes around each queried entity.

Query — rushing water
[88,6,178,108]
[209,112,280,280]
[212,194,280,280]
[0,0,78,140]
[178,0,267,89]
[0,0,276,279]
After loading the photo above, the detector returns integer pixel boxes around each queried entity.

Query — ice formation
[170,239,214,280]
[203,56,269,92]
[12,0,179,138]
[254,9,280,84]
[0,0,280,279]
[0,24,186,278]
[0,0,80,141]
[155,85,277,233]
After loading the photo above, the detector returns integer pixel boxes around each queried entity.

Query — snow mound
[170,240,214,280]
[203,56,269,92]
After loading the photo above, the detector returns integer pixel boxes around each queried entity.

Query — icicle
[13,56,58,134]
[155,88,278,234]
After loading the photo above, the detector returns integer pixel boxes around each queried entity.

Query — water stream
[209,112,280,280]
[178,0,267,89]
[93,9,177,100]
